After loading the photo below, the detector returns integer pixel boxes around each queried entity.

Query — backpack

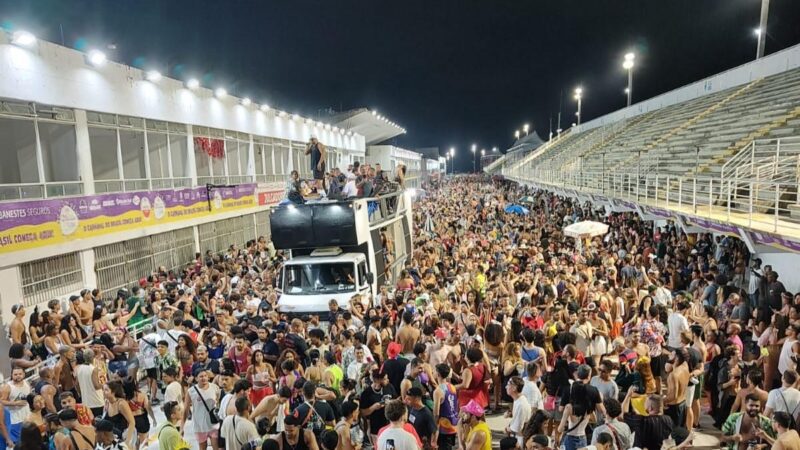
[777,390,800,432]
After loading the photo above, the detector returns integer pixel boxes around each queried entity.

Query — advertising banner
[680,215,740,236]
[256,182,286,207]
[0,184,257,254]
[748,231,800,253]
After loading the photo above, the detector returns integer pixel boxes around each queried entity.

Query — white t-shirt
[189,383,221,433]
[76,365,104,409]
[220,415,260,450]
[509,396,532,447]
[667,312,689,348]
[165,330,188,353]
[343,180,358,198]
[779,338,798,374]
[521,379,544,410]
[164,381,183,404]
[766,387,800,418]
[377,426,418,450]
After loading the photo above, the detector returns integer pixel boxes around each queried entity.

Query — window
[147,132,169,178]
[194,140,211,177]
[89,127,119,180]
[119,129,146,179]
[0,117,38,184]
[20,253,83,306]
[170,135,188,177]
[226,139,241,176]
[39,122,79,182]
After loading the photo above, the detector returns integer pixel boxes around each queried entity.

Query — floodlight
[11,30,36,47]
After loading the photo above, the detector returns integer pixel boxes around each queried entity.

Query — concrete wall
[754,251,800,293]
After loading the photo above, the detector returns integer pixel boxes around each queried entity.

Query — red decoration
[194,137,225,159]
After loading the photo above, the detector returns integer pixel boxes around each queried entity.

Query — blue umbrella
[504,204,530,215]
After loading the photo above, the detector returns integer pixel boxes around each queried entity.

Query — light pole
[756,0,770,59]
[471,144,477,173]
[492,146,498,153]
[573,87,583,126]
[450,147,455,174]
[480,149,486,171]
[523,124,530,136]
[514,130,520,141]
[623,52,635,107]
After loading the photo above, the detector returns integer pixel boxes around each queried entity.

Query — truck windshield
[283,262,356,294]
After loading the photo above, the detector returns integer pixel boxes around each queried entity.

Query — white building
[366,145,423,189]
[0,33,367,325]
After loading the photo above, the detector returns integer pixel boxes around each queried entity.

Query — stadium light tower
[523,123,530,136]
[623,53,635,107]
[450,147,455,174]
[515,130,520,141]
[755,0,769,59]
[573,87,583,126]
[471,144,477,172]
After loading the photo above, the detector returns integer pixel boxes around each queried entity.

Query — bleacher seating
[513,67,800,179]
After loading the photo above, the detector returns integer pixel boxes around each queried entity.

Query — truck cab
[278,249,373,314]
[270,190,412,317]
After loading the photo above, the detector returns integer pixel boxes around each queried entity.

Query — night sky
[2,0,800,172]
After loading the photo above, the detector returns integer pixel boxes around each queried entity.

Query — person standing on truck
[305,135,326,194]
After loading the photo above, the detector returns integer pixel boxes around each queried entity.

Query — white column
[247,134,256,181]
[185,125,197,186]
[79,249,97,288]
[192,226,201,254]
[73,110,95,194]
[0,266,22,359]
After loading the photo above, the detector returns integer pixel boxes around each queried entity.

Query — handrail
[20,319,155,384]
[507,166,800,235]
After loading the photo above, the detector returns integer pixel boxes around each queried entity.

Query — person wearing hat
[459,400,491,450]
[382,342,409,394]
[54,408,95,450]
[305,134,327,194]
[95,418,129,450]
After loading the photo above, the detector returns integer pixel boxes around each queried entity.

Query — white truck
[270,189,413,315]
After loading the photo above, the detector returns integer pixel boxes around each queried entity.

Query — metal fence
[20,253,83,307]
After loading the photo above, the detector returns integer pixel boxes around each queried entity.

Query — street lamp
[623,53,635,107]
[523,124,530,136]
[492,146,498,152]
[450,147,455,174]
[471,144,477,173]
[573,87,583,126]
[514,130,520,141]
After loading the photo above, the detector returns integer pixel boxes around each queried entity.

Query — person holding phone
[359,370,397,447]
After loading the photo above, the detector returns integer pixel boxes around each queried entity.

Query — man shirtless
[396,311,421,359]
[9,305,27,346]
[78,291,94,330]
[664,347,691,428]
[54,408,95,450]
[250,386,292,431]
[628,330,650,358]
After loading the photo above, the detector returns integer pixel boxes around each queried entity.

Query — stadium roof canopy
[505,131,545,154]
[328,108,406,145]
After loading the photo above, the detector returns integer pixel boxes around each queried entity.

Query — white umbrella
[563,220,609,239]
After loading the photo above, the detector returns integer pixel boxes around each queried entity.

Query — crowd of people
[4,175,800,450]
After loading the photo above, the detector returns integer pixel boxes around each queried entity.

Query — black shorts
[134,414,150,434]
[650,354,667,377]
[146,368,158,379]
